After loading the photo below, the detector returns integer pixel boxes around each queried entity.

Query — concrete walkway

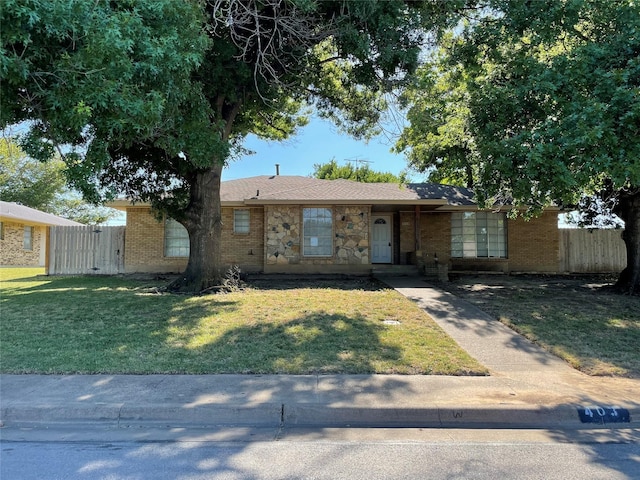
[1,277,638,433]
[380,276,640,408]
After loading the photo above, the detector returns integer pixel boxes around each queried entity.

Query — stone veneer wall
[334,206,370,265]
[266,205,371,266]
[0,221,46,266]
[266,206,301,265]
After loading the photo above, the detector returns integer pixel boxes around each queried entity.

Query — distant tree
[0,138,66,211]
[312,159,408,184]
[0,139,116,224]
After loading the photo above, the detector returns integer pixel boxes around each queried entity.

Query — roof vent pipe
[275,164,280,175]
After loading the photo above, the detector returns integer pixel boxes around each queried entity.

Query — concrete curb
[3,404,637,430]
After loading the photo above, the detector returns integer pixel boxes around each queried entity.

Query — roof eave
[241,199,448,206]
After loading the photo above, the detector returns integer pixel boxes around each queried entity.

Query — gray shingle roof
[221,176,476,205]
[0,201,84,226]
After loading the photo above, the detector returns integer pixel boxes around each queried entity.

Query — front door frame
[371,214,392,264]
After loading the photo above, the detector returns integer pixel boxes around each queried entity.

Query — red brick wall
[420,212,452,265]
[124,207,265,274]
[508,211,559,272]
[221,207,264,271]
[414,210,559,273]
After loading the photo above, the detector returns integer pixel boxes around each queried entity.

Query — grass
[443,274,640,378]
[0,268,485,375]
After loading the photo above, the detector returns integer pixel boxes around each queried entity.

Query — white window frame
[23,226,33,251]
[451,212,507,259]
[164,218,190,257]
[303,207,333,257]
[234,209,250,234]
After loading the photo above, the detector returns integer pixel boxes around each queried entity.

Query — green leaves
[312,159,408,184]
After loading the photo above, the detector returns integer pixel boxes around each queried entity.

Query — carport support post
[414,205,421,252]
[414,205,424,271]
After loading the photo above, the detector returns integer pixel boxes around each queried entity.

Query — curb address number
[577,406,630,424]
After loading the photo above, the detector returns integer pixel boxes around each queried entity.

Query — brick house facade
[113,176,561,276]
[0,201,82,267]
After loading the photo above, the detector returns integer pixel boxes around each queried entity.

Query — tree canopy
[397,0,640,292]
[2,0,456,291]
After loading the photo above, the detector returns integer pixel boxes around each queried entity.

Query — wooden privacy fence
[48,226,125,275]
[559,229,626,273]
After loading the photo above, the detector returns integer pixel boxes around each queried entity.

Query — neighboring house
[0,201,83,267]
[110,175,560,276]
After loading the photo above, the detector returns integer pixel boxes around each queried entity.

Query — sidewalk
[1,277,638,432]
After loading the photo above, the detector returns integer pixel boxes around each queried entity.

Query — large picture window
[451,212,507,258]
[164,218,189,257]
[303,207,332,257]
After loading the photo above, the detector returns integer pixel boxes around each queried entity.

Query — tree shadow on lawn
[444,274,640,378]
[1,274,404,374]
[166,311,402,374]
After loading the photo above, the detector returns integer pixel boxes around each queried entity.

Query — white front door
[371,216,392,263]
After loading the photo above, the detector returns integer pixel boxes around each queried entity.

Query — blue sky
[223,116,420,181]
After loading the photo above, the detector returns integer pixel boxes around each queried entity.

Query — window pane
[234,209,250,233]
[451,212,506,259]
[303,208,332,256]
[164,218,189,257]
[23,226,33,250]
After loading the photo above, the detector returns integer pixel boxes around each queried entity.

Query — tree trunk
[614,189,640,294]
[169,162,224,293]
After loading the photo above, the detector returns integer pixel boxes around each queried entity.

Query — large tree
[399,0,640,293]
[2,0,458,292]
[395,35,479,188]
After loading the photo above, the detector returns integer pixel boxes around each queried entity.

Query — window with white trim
[23,226,33,250]
[303,207,332,257]
[451,212,507,258]
[164,218,189,257]
[234,209,250,234]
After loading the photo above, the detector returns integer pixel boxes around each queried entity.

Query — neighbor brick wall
[0,221,45,266]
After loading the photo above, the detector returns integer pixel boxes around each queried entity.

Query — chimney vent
[275,164,280,175]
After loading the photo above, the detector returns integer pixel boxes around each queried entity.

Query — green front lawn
[444,275,640,378]
[0,269,485,375]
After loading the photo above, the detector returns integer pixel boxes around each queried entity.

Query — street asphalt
[1,276,638,432]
